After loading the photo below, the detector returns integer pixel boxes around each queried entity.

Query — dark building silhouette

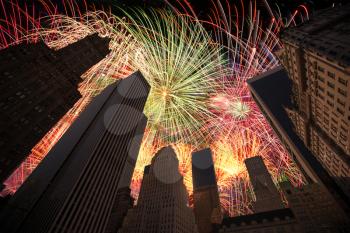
[217,157,350,233]
[217,208,299,233]
[244,156,284,213]
[119,146,198,233]
[105,187,134,233]
[192,148,222,233]
[0,33,110,189]
[281,181,350,232]
[192,148,217,189]
[0,71,150,233]
[105,123,145,233]
[0,195,11,211]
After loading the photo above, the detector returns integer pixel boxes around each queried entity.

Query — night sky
[88,0,347,10]
[32,0,348,21]
[82,0,348,28]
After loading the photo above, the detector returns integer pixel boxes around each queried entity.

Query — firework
[116,9,228,144]
[171,0,306,215]
[212,128,303,216]
[0,0,307,216]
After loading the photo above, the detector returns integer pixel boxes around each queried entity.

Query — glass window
[338,77,348,86]
[338,88,347,97]
[327,81,335,88]
[318,66,325,73]
[327,91,334,98]
[327,71,335,79]
[337,108,344,115]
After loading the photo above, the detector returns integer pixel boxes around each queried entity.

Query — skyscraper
[247,66,350,217]
[119,146,198,233]
[0,33,110,189]
[217,159,350,233]
[105,187,134,233]
[244,156,284,213]
[280,181,350,232]
[276,4,350,198]
[192,148,222,233]
[217,157,298,233]
[0,71,150,233]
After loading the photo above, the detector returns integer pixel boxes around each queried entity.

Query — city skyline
[0,0,308,216]
[0,0,350,232]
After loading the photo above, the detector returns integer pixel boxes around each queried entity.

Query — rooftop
[221,208,295,228]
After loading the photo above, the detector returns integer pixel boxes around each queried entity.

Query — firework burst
[117,9,228,145]
[0,0,307,216]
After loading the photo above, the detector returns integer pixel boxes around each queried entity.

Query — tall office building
[119,146,198,233]
[276,4,350,197]
[217,178,350,233]
[218,182,350,233]
[217,156,349,233]
[0,71,150,233]
[248,66,350,217]
[217,157,297,233]
[280,181,349,232]
[0,33,110,189]
[105,187,134,233]
[245,156,284,213]
[105,126,144,233]
[192,148,222,233]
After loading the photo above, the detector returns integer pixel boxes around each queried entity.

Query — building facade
[119,146,198,233]
[278,4,350,197]
[247,67,322,184]
[105,187,134,233]
[0,33,110,189]
[245,156,284,213]
[217,208,299,233]
[281,181,350,232]
[192,148,222,233]
[0,71,150,233]
[218,158,350,233]
[247,65,350,219]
